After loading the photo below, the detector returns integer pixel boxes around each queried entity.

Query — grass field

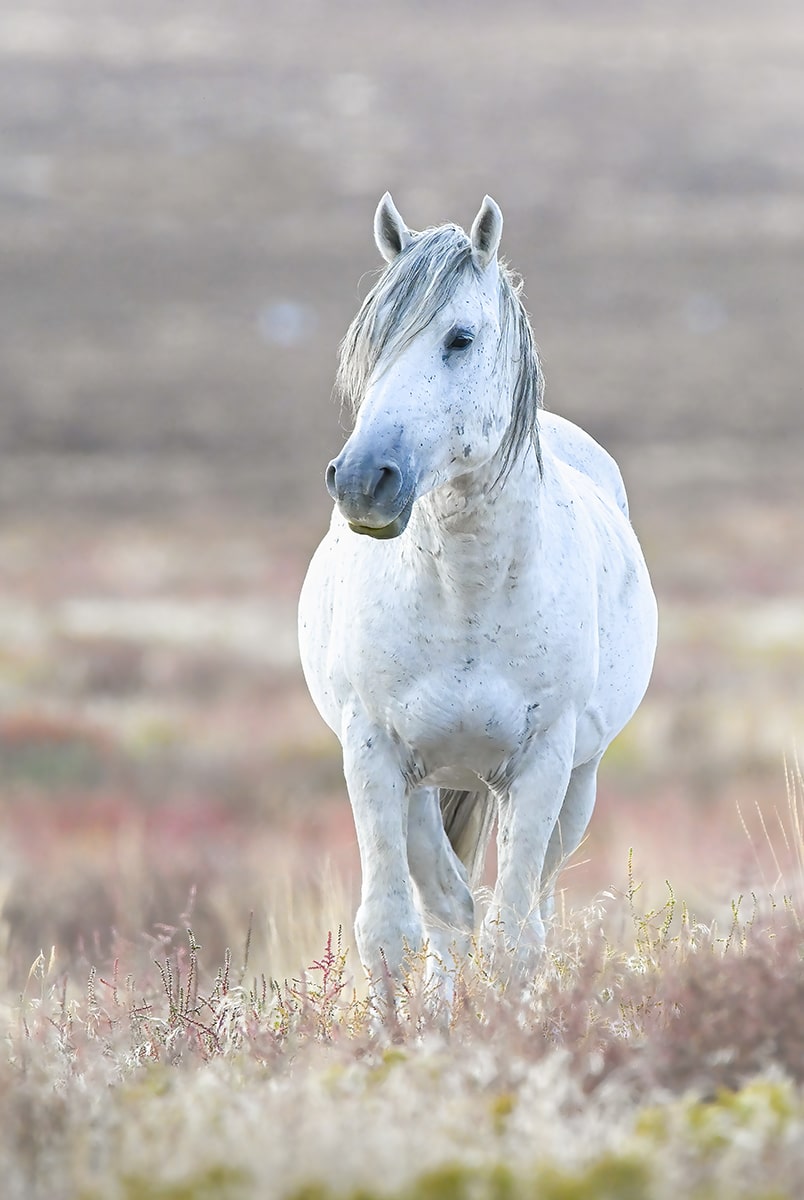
[4,810,804,1199]
[2,0,804,1195]
[1,530,801,1200]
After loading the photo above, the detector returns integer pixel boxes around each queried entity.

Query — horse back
[540,411,629,518]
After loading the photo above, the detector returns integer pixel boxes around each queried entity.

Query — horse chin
[347,496,414,540]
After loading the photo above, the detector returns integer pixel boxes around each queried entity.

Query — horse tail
[439,788,496,890]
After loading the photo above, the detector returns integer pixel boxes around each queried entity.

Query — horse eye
[446,328,474,352]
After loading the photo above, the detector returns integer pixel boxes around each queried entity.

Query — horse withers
[298,193,657,989]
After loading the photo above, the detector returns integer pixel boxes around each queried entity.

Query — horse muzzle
[325,447,415,539]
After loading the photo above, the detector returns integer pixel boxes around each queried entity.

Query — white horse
[299,194,657,986]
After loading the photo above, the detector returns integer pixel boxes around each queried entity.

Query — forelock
[337,225,476,414]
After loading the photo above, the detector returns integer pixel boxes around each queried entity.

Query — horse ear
[374,192,413,263]
[470,195,503,271]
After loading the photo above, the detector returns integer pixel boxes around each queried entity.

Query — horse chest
[346,597,582,779]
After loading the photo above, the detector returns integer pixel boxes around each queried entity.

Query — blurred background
[1,0,803,979]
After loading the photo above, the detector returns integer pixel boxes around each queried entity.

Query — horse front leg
[341,704,425,985]
[481,714,575,978]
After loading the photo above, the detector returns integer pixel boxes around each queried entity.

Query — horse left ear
[470,195,503,271]
[374,192,413,263]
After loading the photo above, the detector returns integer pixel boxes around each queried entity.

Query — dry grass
[2,808,804,1200]
[0,517,801,1197]
[2,1,804,1193]
[0,599,802,1197]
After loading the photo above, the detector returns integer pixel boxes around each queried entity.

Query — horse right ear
[374,192,413,263]
[470,195,503,271]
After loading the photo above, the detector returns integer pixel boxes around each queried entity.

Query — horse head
[326,194,539,538]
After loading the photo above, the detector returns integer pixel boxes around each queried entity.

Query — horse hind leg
[540,755,601,923]
[439,787,495,891]
[407,787,475,976]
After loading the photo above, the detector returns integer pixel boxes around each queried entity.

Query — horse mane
[336,223,543,481]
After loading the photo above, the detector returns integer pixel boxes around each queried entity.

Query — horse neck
[406,444,542,596]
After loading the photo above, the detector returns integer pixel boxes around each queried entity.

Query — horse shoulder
[298,520,350,734]
[299,514,416,728]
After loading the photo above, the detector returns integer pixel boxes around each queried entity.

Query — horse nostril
[326,454,404,513]
[372,463,403,507]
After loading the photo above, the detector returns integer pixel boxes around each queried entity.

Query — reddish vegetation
[0,514,798,983]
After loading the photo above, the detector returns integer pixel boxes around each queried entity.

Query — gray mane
[336,224,543,481]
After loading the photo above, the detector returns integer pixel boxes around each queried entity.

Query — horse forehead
[444,268,498,318]
[442,288,496,328]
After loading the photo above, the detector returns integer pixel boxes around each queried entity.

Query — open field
[4,858,804,1199]
[1,0,804,1195]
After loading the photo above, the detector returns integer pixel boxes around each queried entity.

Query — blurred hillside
[2,0,803,528]
[1,0,803,963]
